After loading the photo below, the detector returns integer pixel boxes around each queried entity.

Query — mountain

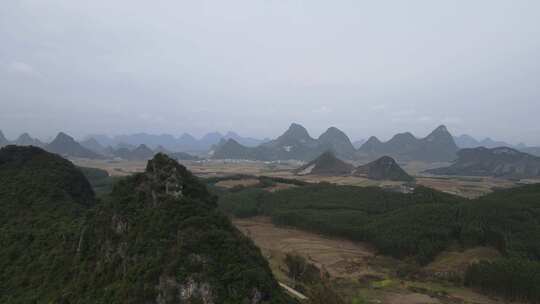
[211,138,256,159]
[223,131,269,147]
[167,151,200,161]
[199,132,224,149]
[0,147,291,303]
[112,144,155,160]
[317,127,356,159]
[45,132,104,159]
[295,151,354,175]
[14,133,43,147]
[89,132,267,152]
[454,134,513,149]
[213,123,356,161]
[454,134,540,156]
[352,139,366,149]
[426,147,540,179]
[80,137,109,155]
[521,146,540,157]
[113,133,178,150]
[353,156,413,181]
[0,131,9,147]
[480,138,512,149]
[357,125,459,162]
[454,134,480,148]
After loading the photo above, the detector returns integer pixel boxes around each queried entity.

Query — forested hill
[0,146,292,303]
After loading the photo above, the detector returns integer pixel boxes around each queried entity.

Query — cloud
[370,104,388,111]
[311,106,331,114]
[7,61,40,77]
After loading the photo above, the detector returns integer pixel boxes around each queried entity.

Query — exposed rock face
[354,156,413,181]
[357,125,459,162]
[295,151,354,176]
[426,147,540,178]
[45,132,104,159]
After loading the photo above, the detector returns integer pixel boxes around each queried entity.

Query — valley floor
[233,217,509,304]
[71,158,534,198]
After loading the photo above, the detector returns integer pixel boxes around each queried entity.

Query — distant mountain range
[2,127,539,163]
[357,125,459,162]
[213,124,473,162]
[454,134,515,149]
[213,123,357,161]
[426,147,540,179]
[46,132,104,159]
[0,131,44,148]
[453,134,540,157]
[0,131,199,161]
[86,131,269,152]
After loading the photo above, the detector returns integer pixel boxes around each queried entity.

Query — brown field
[415,175,516,198]
[72,158,537,199]
[214,178,260,188]
[425,247,501,276]
[234,217,377,279]
[233,217,504,304]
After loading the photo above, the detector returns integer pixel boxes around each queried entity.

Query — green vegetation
[0,147,293,303]
[283,253,345,304]
[218,181,540,302]
[465,258,540,303]
[78,166,123,196]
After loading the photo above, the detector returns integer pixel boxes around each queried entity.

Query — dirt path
[279,282,308,300]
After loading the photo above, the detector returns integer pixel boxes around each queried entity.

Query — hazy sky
[1,1,539,144]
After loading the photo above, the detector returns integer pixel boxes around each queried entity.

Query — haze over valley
[2,1,540,303]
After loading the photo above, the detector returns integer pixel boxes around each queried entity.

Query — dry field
[214,178,260,188]
[233,217,504,304]
[71,158,148,176]
[72,158,537,198]
[415,175,516,198]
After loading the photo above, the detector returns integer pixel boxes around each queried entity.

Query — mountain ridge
[426,146,540,178]
[357,125,459,162]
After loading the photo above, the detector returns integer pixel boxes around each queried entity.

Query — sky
[1,0,539,144]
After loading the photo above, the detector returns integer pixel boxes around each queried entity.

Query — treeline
[218,182,540,301]
[465,258,540,303]
[218,182,540,268]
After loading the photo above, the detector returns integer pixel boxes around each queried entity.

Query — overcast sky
[1,1,539,144]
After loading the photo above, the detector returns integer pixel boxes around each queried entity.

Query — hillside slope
[426,147,540,178]
[353,156,413,181]
[295,151,354,176]
[0,146,292,303]
[45,132,104,159]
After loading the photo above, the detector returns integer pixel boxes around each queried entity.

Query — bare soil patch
[215,178,260,188]
[233,217,376,279]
